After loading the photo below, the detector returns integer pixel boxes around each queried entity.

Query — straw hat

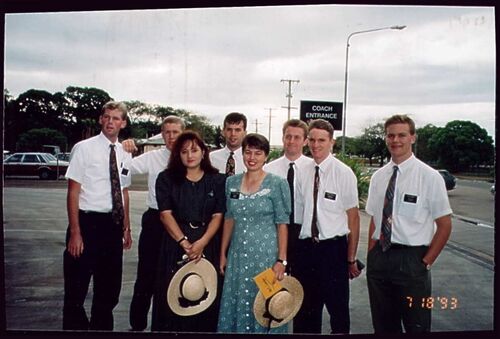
[167,258,217,316]
[253,275,304,328]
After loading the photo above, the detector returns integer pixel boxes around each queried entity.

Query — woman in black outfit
[152,130,226,332]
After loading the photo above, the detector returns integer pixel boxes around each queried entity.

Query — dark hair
[102,101,128,119]
[308,119,334,139]
[283,119,308,139]
[242,133,270,156]
[223,112,247,130]
[384,114,416,135]
[167,130,218,180]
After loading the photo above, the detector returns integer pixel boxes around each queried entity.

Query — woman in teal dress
[217,133,291,334]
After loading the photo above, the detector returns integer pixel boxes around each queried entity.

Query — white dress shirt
[296,154,358,240]
[66,132,132,212]
[209,146,245,175]
[264,154,314,224]
[127,147,170,210]
[365,154,452,246]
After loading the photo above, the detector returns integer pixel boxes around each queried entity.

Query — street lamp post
[341,25,406,155]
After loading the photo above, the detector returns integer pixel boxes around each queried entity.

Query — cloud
[4,5,495,143]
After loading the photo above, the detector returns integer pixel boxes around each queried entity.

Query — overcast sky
[4,4,496,145]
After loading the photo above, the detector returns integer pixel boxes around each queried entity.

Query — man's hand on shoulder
[122,139,138,154]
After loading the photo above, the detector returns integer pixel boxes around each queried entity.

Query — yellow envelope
[253,268,283,300]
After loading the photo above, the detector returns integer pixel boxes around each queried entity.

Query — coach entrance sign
[300,100,343,130]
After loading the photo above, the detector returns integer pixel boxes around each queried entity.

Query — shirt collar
[225,146,242,156]
[389,153,415,174]
[97,132,118,148]
[314,153,334,173]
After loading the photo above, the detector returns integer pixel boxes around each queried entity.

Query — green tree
[16,128,67,152]
[358,123,387,166]
[336,153,370,208]
[415,124,440,163]
[62,86,113,142]
[428,120,494,172]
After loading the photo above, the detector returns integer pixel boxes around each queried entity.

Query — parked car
[438,169,456,191]
[56,152,71,162]
[3,152,69,179]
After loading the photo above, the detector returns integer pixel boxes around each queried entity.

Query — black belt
[79,210,111,215]
[307,234,347,244]
[384,242,427,250]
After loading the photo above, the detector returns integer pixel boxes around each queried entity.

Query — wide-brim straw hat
[253,275,304,328]
[167,258,217,316]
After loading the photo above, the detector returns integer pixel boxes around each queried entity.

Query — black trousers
[366,241,431,333]
[63,211,123,331]
[129,208,165,331]
[293,236,350,334]
[286,222,301,276]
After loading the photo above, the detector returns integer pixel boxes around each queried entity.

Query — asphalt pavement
[1,178,496,336]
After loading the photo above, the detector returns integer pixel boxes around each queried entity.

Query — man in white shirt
[294,119,361,334]
[124,116,185,331]
[63,101,132,331]
[209,112,247,176]
[264,119,313,275]
[365,114,452,333]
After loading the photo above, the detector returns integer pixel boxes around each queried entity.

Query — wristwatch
[276,259,288,267]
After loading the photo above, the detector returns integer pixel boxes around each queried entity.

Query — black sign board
[300,100,343,130]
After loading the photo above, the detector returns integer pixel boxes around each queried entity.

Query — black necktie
[225,151,235,176]
[287,162,295,225]
[110,144,124,225]
[380,165,398,251]
[311,166,320,242]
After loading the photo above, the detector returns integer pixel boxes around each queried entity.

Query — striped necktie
[380,165,398,251]
[110,144,124,225]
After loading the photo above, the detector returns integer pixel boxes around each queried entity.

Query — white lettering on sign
[305,112,338,119]
[312,105,334,112]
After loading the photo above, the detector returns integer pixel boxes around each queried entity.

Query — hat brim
[167,258,217,316]
[253,275,304,328]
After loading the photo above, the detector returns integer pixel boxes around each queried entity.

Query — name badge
[121,168,129,176]
[324,192,336,201]
[230,191,240,199]
[403,194,418,203]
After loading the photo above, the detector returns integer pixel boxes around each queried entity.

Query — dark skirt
[151,222,222,333]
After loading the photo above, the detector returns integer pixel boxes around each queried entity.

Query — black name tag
[230,191,240,199]
[121,168,129,176]
[403,194,418,203]
[324,192,336,201]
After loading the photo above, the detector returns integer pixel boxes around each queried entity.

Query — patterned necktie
[225,151,235,176]
[380,165,398,251]
[311,165,320,242]
[287,162,295,225]
[109,144,124,225]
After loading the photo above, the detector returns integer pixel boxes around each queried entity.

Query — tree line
[3,86,223,154]
[337,121,494,173]
[4,86,494,174]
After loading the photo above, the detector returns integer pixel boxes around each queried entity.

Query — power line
[253,118,263,134]
[264,108,276,143]
[280,79,300,120]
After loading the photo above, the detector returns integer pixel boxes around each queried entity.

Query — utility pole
[265,108,276,143]
[253,118,263,134]
[280,79,300,120]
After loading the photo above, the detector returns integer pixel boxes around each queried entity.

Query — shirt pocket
[397,192,426,223]
[322,191,343,213]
